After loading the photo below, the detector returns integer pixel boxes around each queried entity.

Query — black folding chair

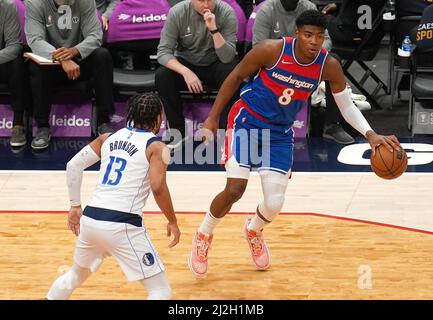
[330,0,390,110]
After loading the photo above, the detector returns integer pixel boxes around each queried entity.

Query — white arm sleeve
[332,87,373,137]
[66,145,100,206]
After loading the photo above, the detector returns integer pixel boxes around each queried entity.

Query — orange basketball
[370,145,408,179]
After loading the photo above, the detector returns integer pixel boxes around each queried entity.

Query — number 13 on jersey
[102,156,127,186]
[278,88,295,106]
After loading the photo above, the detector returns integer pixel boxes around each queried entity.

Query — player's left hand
[366,130,401,157]
[53,47,79,62]
[166,221,180,248]
[203,9,217,31]
[68,205,82,236]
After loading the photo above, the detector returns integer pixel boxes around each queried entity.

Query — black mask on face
[280,0,299,12]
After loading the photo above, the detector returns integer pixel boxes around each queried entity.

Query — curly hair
[126,92,163,130]
[296,10,327,30]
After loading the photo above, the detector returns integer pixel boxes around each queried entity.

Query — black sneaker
[31,127,51,150]
[323,123,355,145]
[10,125,26,147]
[97,123,114,135]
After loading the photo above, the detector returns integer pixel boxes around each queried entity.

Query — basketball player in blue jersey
[46,93,180,299]
[189,10,401,277]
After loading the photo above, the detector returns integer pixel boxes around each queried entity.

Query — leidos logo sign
[118,13,167,23]
[51,115,90,127]
[338,143,433,166]
[0,118,13,129]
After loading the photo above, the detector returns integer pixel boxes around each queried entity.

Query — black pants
[29,47,114,128]
[0,56,32,125]
[155,57,239,137]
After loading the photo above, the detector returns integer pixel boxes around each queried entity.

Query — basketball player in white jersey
[46,93,180,300]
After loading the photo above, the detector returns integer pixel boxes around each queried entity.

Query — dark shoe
[31,127,51,150]
[323,123,355,145]
[97,123,114,135]
[10,125,26,147]
[120,52,134,71]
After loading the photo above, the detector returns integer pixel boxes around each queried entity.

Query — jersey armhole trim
[265,37,286,71]
[146,136,162,150]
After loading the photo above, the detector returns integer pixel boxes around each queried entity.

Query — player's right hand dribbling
[166,221,180,248]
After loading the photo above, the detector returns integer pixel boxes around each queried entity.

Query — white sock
[198,211,222,235]
[140,271,172,300]
[248,214,269,232]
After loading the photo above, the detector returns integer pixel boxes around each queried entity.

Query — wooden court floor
[1,171,433,299]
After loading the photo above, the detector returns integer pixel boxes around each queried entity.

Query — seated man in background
[253,0,354,144]
[156,0,239,149]
[25,0,114,150]
[0,0,31,147]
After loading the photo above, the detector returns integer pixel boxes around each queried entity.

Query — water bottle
[398,35,411,69]
[401,36,412,55]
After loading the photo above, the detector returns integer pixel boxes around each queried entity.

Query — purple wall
[223,0,247,41]
[245,2,265,42]
[31,93,92,137]
[0,97,14,137]
[1,96,308,138]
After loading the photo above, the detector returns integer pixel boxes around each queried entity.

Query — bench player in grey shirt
[0,0,32,147]
[25,0,114,150]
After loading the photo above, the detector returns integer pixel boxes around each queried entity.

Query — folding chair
[329,0,390,110]
[390,14,421,108]
[407,4,433,134]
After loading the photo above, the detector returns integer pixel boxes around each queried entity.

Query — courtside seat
[106,0,171,94]
[412,74,433,98]
[113,68,155,93]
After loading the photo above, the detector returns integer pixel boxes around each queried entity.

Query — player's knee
[260,193,285,220]
[92,47,111,61]
[225,184,246,204]
[155,66,175,85]
[69,264,91,287]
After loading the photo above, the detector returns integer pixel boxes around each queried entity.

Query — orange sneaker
[188,230,213,277]
[244,216,271,270]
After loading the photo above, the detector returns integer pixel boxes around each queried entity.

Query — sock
[198,211,222,235]
[140,271,172,300]
[248,214,269,232]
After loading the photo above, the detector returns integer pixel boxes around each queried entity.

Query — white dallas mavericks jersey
[88,127,158,216]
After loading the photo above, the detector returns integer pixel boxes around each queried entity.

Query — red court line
[1,210,433,236]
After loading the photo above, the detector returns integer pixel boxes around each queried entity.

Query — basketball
[370,145,408,179]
